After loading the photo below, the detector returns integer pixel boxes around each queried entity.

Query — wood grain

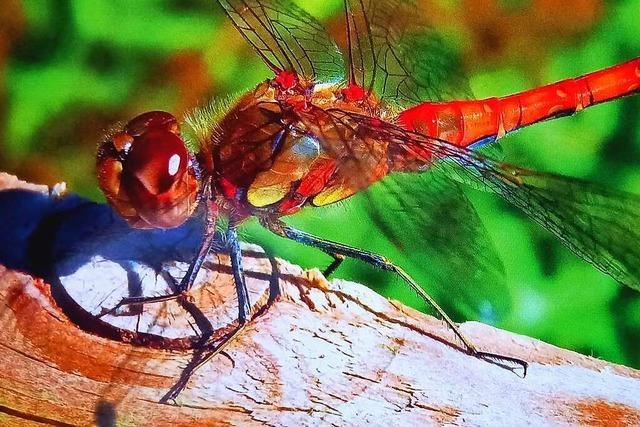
[1,173,639,426]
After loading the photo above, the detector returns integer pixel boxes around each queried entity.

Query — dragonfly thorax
[204,72,389,219]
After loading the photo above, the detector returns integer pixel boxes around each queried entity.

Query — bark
[1,172,639,426]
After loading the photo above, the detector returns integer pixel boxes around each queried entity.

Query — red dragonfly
[96,0,640,380]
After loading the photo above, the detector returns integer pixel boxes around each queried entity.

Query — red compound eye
[97,111,200,229]
[124,129,188,195]
[125,111,178,137]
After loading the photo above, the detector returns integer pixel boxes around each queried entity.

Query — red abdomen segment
[398,57,640,147]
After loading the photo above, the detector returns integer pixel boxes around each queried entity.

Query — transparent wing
[343,0,470,104]
[343,0,376,90]
[360,173,509,320]
[217,0,344,81]
[326,109,640,292]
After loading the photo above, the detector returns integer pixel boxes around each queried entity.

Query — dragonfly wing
[332,110,640,291]
[217,0,344,81]
[343,0,469,104]
[360,172,509,320]
[452,165,640,290]
[342,0,375,89]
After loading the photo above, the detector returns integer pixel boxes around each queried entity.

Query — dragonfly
[96,0,640,382]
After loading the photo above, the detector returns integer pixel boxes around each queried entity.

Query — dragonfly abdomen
[398,57,640,148]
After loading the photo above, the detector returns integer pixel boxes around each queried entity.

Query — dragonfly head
[96,111,200,229]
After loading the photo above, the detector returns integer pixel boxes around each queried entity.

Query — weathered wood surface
[1,172,640,426]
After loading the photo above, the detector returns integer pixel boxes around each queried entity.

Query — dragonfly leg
[160,321,248,404]
[175,199,219,293]
[99,199,219,317]
[226,224,252,324]
[262,218,528,376]
[160,249,281,404]
[323,253,345,278]
[99,291,187,318]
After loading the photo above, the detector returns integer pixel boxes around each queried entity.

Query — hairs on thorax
[182,93,242,152]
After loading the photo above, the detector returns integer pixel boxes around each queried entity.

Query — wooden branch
[1,172,639,426]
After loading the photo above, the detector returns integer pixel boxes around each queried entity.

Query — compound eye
[125,111,178,137]
[124,129,189,195]
[97,111,200,229]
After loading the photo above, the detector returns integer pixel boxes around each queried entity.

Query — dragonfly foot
[98,292,189,318]
[159,321,249,404]
[472,350,528,377]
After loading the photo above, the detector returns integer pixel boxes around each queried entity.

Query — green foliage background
[1,0,639,367]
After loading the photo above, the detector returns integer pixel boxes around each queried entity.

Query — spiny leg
[226,224,252,324]
[100,199,218,317]
[262,218,528,376]
[176,200,219,293]
[161,232,283,404]
[102,219,252,329]
[323,253,345,277]
[169,224,252,386]
[160,321,249,404]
